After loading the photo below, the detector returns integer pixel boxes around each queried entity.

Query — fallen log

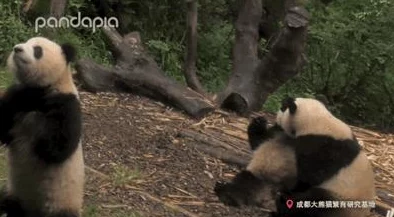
[194,143,250,168]
[75,27,214,118]
[177,130,250,167]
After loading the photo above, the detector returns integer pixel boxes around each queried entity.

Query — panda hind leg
[214,170,265,207]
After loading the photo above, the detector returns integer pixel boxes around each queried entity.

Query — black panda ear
[61,43,76,63]
[281,97,297,114]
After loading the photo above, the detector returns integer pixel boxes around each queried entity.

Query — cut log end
[193,107,215,119]
[285,6,310,28]
[221,93,249,116]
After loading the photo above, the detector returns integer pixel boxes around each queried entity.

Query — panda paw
[2,85,47,111]
[248,116,268,133]
[214,181,244,207]
[247,116,268,150]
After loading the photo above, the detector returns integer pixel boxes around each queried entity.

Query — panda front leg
[247,116,284,150]
[0,85,47,145]
[0,92,18,145]
[25,94,82,165]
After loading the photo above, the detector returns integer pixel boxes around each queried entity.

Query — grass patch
[0,69,13,90]
[111,164,141,187]
[110,211,143,217]
[83,204,143,217]
[82,204,100,217]
[0,147,8,188]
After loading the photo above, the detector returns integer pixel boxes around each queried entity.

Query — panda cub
[215,117,296,210]
[0,37,84,217]
[215,97,375,217]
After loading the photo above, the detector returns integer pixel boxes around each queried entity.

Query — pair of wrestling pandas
[0,37,375,217]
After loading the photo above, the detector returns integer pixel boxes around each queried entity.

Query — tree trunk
[184,0,206,95]
[218,4,309,115]
[23,0,51,19]
[218,0,262,115]
[23,0,35,13]
[50,0,67,18]
[256,7,310,102]
[75,27,215,118]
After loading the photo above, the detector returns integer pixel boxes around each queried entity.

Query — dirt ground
[81,92,270,217]
[80,92,389,217]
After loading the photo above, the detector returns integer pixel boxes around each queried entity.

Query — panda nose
[13,46,23,53]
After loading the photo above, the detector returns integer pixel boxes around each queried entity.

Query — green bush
[265,0,394,130]
[0,1,35,64]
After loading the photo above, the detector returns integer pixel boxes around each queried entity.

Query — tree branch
[184,0,206,95]
[218,5,309,114]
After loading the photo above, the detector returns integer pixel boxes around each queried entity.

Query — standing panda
[215,97,376,217]
[0,37,84,217]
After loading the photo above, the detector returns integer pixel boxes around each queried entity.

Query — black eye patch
[33,46,43,59]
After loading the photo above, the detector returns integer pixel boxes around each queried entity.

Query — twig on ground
[128,187,201,217]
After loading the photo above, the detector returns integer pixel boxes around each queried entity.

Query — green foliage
[147,39,185,82]
[266,0,394,129]
[0,70,13,90]
[50,29,113,65]
[145,22,233,92]
[307,0,394,129]
[0,148,7,187]
[263,79,316,113]
[197,23,233,92]
[0,1,35,63]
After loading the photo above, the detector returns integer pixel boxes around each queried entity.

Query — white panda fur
[246,134,296,187]
[215,97,375,217]
[276,97,353,140]
[0,37,84,217]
